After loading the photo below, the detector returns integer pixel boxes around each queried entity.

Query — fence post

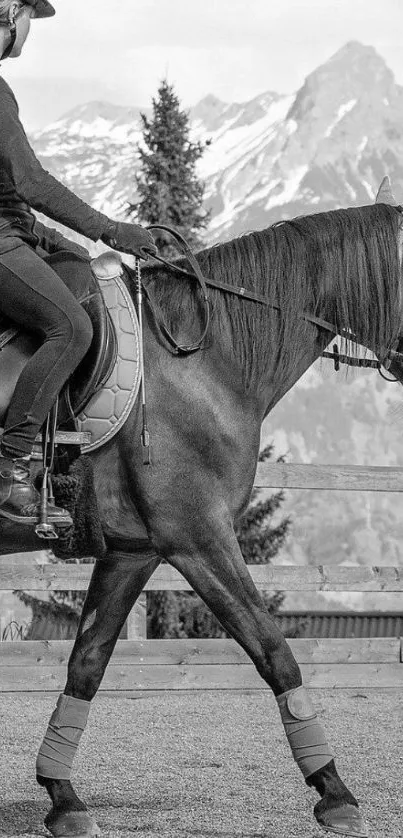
[125,593,147,640]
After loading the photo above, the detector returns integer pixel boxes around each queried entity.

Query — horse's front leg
[150,501,368,838]
[36,548,161,838]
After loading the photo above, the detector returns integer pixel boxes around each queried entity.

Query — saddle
[0,249,143,539]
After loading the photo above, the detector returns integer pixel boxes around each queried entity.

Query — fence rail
[1,556,402,592]
[0,640,402,691]
[1,462,403,692]
[255,462,403,491]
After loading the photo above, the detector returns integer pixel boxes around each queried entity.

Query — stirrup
[35,520,59,540]
[35,400,72,541]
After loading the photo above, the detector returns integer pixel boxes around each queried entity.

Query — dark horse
[3,184,403,838]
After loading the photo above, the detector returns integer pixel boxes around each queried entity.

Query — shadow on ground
[0,800,46,836]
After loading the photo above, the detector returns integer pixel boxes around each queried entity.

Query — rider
[0,0,157,526]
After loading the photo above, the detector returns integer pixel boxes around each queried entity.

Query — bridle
[146,224,211,355]
[143,224,403,382]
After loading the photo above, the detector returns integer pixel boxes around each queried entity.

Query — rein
[146,224,210,355]
[143,224,403,378]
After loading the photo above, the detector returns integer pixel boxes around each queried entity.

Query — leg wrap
[276,685,334,779]
[36,693,91,780]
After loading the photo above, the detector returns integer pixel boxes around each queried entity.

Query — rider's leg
[0,244,93,522]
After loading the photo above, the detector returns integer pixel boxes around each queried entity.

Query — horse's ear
[375,175,399,206]
[376,177,403,266]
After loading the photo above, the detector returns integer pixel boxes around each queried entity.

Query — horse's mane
[142,204,402,389]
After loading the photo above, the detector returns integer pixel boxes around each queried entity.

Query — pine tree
[128,79,211,256]
[235,444,290,564]
[15,561,91,641]
[147,445,291,639]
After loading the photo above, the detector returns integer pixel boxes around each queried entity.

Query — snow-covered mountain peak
[35,100,144,144]
[192,89,285,135]
[328,40,394,85]
[191,94,228,125]
[289,41,395,131]
[30,40,403,237]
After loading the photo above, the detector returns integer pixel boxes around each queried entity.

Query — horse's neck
[261,327,331,418]
[205,245,333,412]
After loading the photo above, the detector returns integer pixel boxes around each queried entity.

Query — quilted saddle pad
[76,257,141,453]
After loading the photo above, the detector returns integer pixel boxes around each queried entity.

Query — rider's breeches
[0,244,93,458]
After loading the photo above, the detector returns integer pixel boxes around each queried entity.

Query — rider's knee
[72,307,93,358]
[51,305,93,360]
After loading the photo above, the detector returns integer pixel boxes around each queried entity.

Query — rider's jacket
[0,76,110,254]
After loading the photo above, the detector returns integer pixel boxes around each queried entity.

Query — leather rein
[143,224,403,380]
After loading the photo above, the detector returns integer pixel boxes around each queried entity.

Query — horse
[3,179,403,838]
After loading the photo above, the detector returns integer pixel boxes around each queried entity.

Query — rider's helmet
[23,0,55,17]
[0,1,55,59]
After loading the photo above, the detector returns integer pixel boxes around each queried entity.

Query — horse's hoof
[316,803,368,837]
[44,810,101,837]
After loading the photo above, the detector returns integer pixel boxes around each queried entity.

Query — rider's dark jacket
[0,76,110,254]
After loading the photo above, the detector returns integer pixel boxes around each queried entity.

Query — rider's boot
[0,453,72,526]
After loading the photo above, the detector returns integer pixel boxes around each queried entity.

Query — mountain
[32,101,145,220]
[195,41,403,238]
[30,41,403,242]
[24,41,403,608]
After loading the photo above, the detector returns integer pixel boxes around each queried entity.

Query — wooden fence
[1,462,403,692]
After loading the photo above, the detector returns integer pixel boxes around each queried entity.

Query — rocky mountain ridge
[30,41,403,241]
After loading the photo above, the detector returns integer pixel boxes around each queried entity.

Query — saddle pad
[76,269,141,453]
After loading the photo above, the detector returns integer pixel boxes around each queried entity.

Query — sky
[2,0,403,130]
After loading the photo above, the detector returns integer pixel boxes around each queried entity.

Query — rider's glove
[100,220,157,259]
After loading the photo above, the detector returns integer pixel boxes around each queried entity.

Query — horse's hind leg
[36,548,161,838]
[156,515,367,837]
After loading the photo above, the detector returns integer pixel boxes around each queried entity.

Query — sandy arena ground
[0,689,402,838]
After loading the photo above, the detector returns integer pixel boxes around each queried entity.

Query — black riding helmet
[0,1,55,59]
[24,0,55,17]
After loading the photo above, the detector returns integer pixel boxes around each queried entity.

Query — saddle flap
[45,251,118,416]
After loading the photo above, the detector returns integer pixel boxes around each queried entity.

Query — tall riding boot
[0,454,72,526]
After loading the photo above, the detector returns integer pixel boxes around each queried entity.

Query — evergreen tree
[236,444,290,564]
[15,569,88,640]
[15,591,80,640]
[128,79,211,257]
[147,445,291,639]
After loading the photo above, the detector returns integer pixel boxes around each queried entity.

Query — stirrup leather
[35,400,73,541]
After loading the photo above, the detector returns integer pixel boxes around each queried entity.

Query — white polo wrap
[276,685,334,778]
[36,693,91,780]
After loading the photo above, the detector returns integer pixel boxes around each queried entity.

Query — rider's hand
[100,220,157,259]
